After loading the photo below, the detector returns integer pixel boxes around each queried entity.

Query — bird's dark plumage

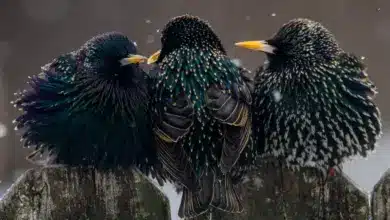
[238,18,382,172]
[149,15,254,218]
[12,32,162,179]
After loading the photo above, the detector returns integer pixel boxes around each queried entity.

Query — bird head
[147,14,226,64]
[235,18,341,63]
[82,32,147,79]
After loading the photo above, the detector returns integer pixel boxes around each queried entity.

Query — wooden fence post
[196,159,369,220]
[0,167,171,220]
[371,168,390,220]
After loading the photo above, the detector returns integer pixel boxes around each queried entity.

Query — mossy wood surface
[1,162,386,219]
[195,160,369,220]
[371,168,390,220]
[0,167,170,220]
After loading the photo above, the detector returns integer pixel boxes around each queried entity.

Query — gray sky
[342,132,390,193]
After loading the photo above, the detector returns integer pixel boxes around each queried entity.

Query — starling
[147,15,254,218]
[235,18,382,173]
[12,32,163,180]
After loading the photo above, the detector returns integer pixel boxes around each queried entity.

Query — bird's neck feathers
[261,55,342,97]
[160,47,239,81]
[156,47,240,108]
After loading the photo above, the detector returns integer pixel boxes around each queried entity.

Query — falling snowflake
[231,58,242,67]
[245,16,251,21]
[361,56,366,60]
[156,29,160,33]
[271,13,276,17]
[0,123,7,138]
[272,90,282,102]
[253,177,264,189]
[133,41,137,46]
[145,19,152,24]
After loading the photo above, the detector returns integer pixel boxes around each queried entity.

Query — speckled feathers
[151,15,254,217]
[12,32,161,179]
[252,18,382,171]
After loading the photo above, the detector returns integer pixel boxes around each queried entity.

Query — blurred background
[0,0,389,219]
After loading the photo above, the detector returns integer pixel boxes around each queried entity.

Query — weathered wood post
[371,168,390,220]
[196,159,369,220]
[0,167,170,220]
[0,162,373,220]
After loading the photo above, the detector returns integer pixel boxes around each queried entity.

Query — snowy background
[0,0,389,219]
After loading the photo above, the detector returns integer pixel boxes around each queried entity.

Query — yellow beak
[120,54,148,66]
[234,40,276,54]
[147,50,161,64]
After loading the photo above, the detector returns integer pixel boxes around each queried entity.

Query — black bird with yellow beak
[235,18,382,174]
[147,15,255,218]
[12,32,164,181]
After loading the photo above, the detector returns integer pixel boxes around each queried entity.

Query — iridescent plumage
[149,15,255,218]
[12,32,162,179]
[236,18,382,173]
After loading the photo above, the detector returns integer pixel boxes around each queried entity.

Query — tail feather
[178,188,210,219]
[178,171,215,219]
[211,174,243,213]
[197,171,215,206]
